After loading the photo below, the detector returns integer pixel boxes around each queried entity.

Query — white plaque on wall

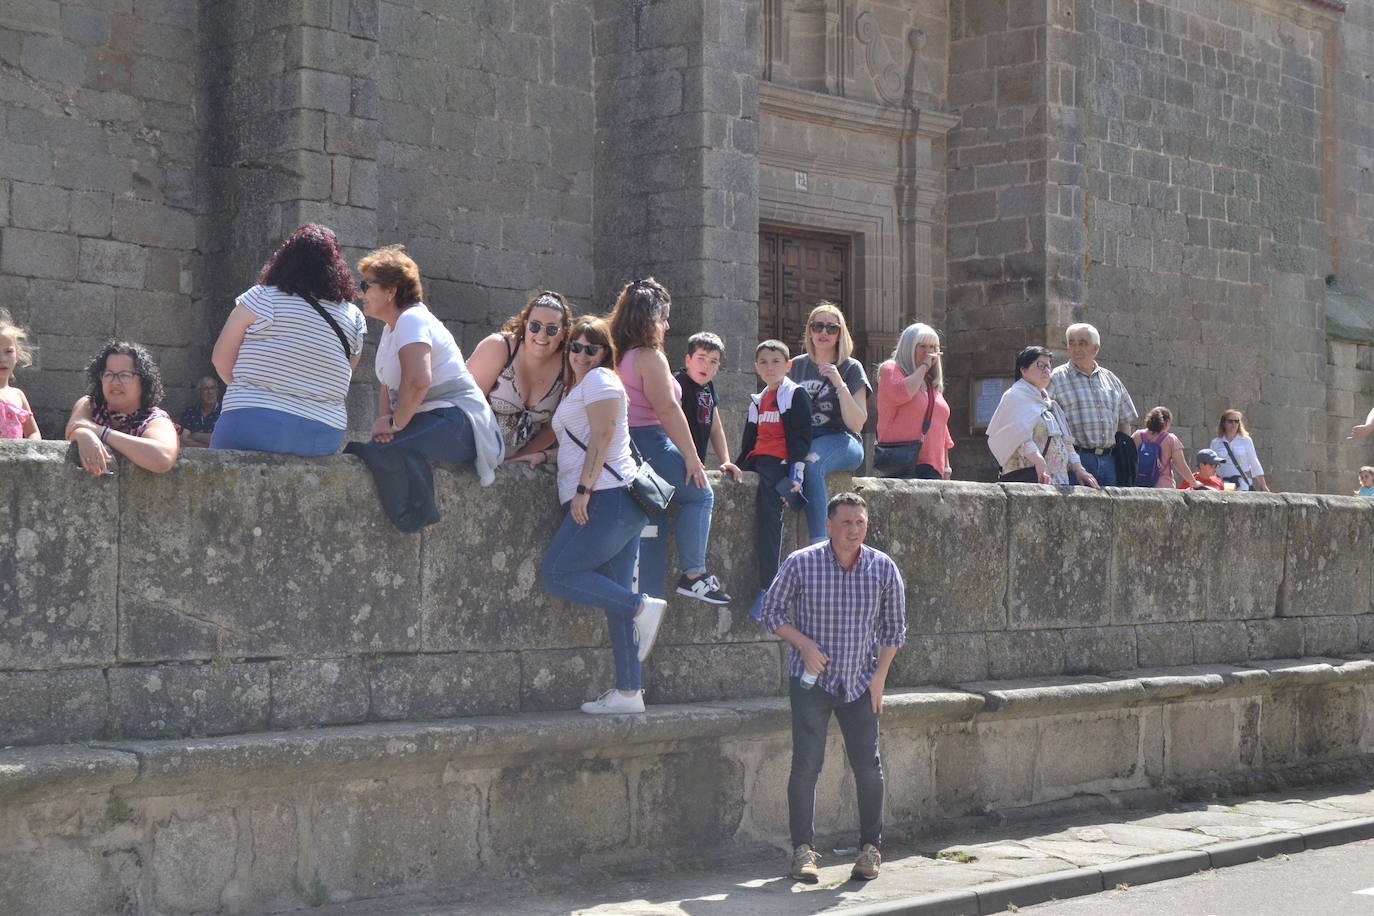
[971,377,1011,432]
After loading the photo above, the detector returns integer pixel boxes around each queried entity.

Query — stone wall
[3,658,1373,913]
[8,0,1374,491]
[5,439,1374,748]
[1,0,211,436]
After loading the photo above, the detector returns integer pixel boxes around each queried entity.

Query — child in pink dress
[0,309,40,439]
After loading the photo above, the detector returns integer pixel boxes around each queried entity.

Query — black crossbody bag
[564,430,676,516]
[874,380,939,478]
[302,294,353,359]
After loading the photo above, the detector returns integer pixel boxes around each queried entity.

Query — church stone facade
[3,0,1372,490]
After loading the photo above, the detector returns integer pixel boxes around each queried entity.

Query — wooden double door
[758,228,850,351]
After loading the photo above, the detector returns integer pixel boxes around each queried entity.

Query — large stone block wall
[5,438,1374,747]
[592,0,762,408]
[1,0,211,436]
[3,659,1373,913]
[375,0,597,348]
[1074,0,1336,493]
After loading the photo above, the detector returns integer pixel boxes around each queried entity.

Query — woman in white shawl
[987,346,1100,487]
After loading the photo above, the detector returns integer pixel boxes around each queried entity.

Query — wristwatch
[576,484,589,495]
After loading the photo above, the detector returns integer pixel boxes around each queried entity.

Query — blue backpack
[1134,432,1164,487]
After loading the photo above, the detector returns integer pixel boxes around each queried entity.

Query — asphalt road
[1014,838,1374,915]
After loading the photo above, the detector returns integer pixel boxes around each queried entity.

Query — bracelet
[100,426,110,443]
[539,450,548,464]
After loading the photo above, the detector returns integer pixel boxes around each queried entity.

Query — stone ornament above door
[855,9,931,106]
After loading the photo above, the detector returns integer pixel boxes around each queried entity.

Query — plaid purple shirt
[761,541,906,703]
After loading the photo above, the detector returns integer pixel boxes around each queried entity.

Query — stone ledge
[960,657,1374,718]
[0,745,139,805]
[8,658,1368,805]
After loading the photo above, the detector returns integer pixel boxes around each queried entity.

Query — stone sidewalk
[304,781,1374,916]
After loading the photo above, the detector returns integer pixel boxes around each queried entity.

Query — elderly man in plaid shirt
[1047,323,1137,486]
[760,491,906,884]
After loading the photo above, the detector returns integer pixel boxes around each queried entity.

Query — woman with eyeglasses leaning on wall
[1210,409,1269,491]
[787,302,871,541]
[66,340,179,475]
[465,290,573,467]
[987,346,1099,487]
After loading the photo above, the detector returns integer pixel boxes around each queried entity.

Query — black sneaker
[675,573,731,605]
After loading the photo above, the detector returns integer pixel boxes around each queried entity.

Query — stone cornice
[759,82,959,141]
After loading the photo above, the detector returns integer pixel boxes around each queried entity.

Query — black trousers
[787,678,884,849]
[754,459,791,588]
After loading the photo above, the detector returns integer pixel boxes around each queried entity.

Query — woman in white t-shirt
[542,316,666,716]
[1211,408,1269,491]
[210,224,367,456]
[344,245,502,532]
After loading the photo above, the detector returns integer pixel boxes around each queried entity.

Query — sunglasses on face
[568,341,603,356]
[101,371,137,383]
[528,319,563,337]
[810,321,841,335]
[359,279,373,292]
[1223,418,1240,424]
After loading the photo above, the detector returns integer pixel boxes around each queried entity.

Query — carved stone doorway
[758,227,851,353]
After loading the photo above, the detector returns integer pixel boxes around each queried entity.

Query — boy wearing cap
[1179,448,1226,490]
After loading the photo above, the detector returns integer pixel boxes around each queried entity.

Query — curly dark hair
[258,224,358,303]
[86,340,164,412]
[608,277,671,355]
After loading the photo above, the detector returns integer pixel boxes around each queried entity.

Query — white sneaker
[635,596,668,662]
[580,688,645,714]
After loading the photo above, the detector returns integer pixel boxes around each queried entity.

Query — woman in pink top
[1132,406,1192,488]
[875,323,954,479]
[610,278,729,606]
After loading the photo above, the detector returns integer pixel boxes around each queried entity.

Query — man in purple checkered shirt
[760,491,906,883]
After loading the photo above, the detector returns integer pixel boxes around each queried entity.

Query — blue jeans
[801,428,864,542]
[630,425,714,597]
[542,487,648,691]
[211,406,344,456]
[343,407,476,532]
[1074,449,1116,487]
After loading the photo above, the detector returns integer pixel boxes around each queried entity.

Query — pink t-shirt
[1133,429,1184,488]
[618,347,681,428]
[876,361,954,475]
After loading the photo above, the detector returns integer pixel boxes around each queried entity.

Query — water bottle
[800,648,823,690]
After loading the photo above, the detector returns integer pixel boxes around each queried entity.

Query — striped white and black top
[221,284,367,429]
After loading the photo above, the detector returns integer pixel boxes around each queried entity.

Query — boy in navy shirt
[737,340,812,618]
[674,331,742,481]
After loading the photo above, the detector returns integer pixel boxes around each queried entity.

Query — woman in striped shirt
[210,224,367,456]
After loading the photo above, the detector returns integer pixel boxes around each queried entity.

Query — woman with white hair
[874,323,954,479]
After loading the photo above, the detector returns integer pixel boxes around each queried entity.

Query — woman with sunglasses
[210,224,367,456]
[1210,409,1269,491]
[66,340,179,475]
[987,346,1099,487]
[788,302,871,542]
[543,316,666,715]
[344,245,503,532]
[610,278,730,605]
[466,291,573,465]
